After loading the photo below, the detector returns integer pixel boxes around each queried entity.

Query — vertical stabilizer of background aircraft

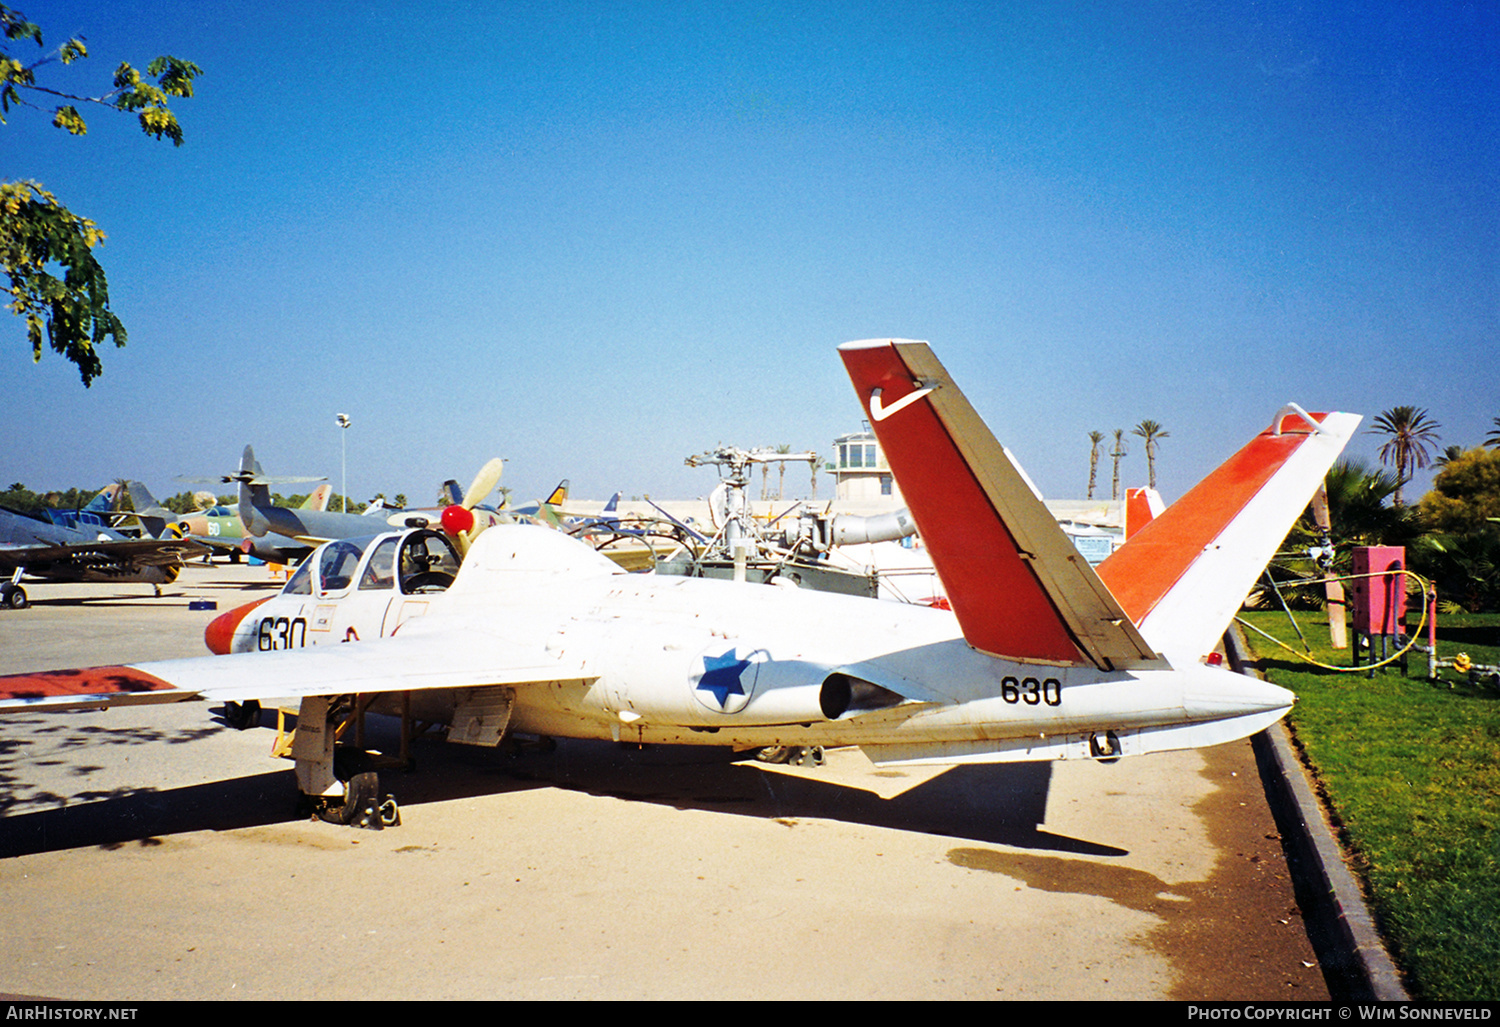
[1123,486,1164,540]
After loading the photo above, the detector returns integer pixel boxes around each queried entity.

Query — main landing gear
[320,747,401,830]
[235,687,517,830]
[754,745,825,767]
[286,694,403,830]
[0,583,26,610]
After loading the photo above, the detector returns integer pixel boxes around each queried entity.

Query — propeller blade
[463,459,505,510]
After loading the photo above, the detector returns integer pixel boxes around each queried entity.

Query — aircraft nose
[204,596,272,655]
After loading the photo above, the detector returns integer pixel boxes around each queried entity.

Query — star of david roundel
[691,646,767,714]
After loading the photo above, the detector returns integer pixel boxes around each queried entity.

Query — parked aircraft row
[0,340,1359,832]
[0,449,559,606]
[0,487,209,609]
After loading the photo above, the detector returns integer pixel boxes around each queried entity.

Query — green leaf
[0,6,42,46]
[0,7,200,384]
[1,181,125,387]
[51,103,85,134]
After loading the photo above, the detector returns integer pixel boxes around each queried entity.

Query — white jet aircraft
[0,340,1359,829]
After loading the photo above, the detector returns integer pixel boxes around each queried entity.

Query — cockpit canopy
[282,529,462,599]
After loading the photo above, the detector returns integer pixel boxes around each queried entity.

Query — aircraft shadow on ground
[0,713,1124,859]
[0,770,300,858]
[26,585,273,608]
[397,734,1126,857]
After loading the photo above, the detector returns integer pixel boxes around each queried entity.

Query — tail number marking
[1000,676,1062,707]
[257,616,307,651]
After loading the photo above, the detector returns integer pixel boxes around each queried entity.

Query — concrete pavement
[0,563,1331,1000]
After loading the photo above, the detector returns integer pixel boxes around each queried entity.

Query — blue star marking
[697,649,752,708]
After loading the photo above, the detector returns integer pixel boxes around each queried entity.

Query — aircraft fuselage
[218,526,1292,765]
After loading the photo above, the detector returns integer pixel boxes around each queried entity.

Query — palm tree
[1436,445,1464,467]
[1086,431,1104,499]
[1301,459,1412,548]
[775,443,792,500]
[1274,458,1417,613]
[1485,416,1500,449]
[1131,420,1170,490]
[1369,406,1442,506]
[1110,429,1127,501]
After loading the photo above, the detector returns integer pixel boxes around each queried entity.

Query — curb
[1225,630,1411,1002]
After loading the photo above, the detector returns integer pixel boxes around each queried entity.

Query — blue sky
[3,1,1495,510]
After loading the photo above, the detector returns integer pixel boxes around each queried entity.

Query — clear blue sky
[4,1,1495,509]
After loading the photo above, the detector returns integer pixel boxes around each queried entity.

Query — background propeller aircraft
[0,488,209,608]
[0,341,1358,832]
[36,482,129,533]
[127,481,332,564]
[182,445,404,549]
[384,458,506,553]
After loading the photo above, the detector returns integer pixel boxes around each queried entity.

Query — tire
[319,771,381,827]
[223,699,261,730]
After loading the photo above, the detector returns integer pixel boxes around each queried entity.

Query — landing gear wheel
[319,770,382,828]
[223,699,261,730]
[2,585,26,610]
[757,745,824,766]
[314,748,401,829]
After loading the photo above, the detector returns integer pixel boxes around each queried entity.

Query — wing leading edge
[0,628,594,714]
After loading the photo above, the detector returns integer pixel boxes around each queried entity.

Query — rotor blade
[176,473,326,486]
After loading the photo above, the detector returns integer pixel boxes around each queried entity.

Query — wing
[0,628,593,714]
[0,536,210,573]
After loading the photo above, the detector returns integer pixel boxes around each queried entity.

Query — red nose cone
[441,504,475,535]
[205,596,273,655]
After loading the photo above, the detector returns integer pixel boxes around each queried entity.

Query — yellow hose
[1235,568,1433,673]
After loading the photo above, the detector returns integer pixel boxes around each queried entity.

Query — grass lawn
[1238,609,1500,1001]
